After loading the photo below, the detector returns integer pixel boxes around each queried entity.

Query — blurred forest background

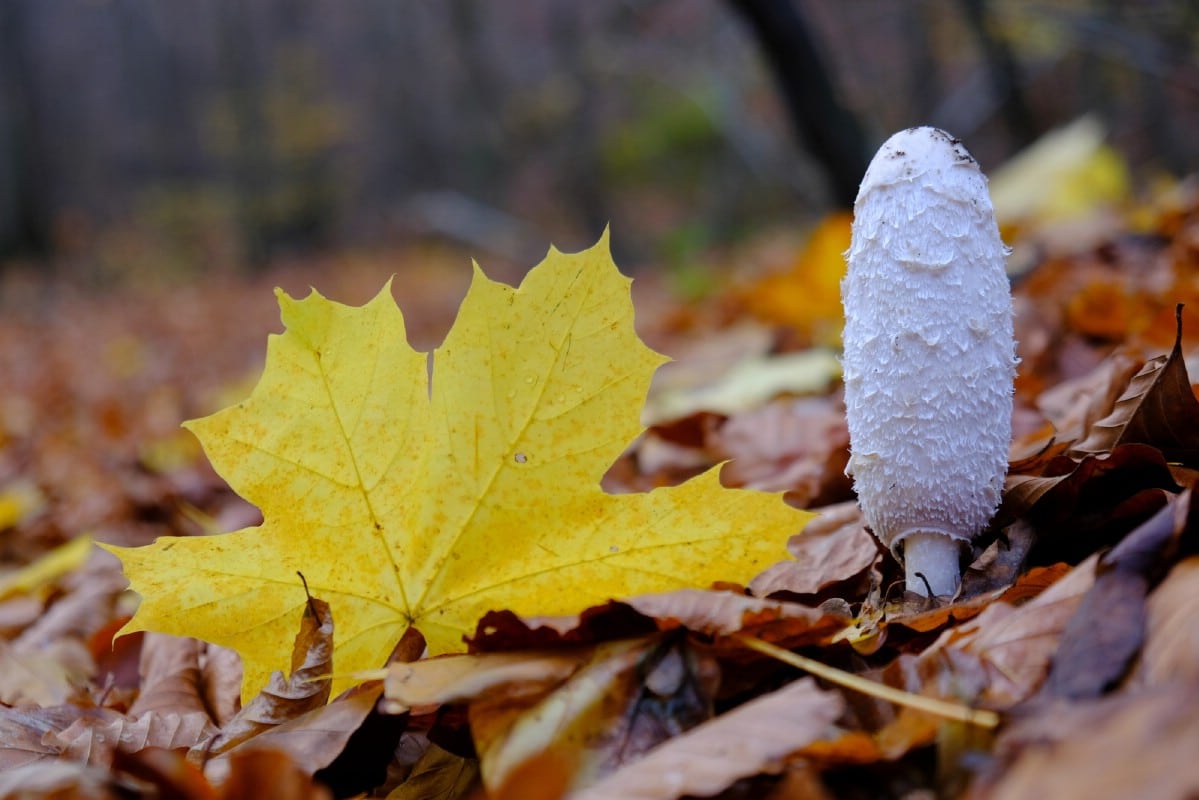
[1,0,1197,285]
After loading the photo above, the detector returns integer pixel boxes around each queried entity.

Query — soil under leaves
[3,185,1199,797]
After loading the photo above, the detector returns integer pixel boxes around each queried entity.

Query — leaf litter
[3,175,1199,797]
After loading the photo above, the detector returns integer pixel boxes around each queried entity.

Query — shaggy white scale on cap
[841,127,1017,598]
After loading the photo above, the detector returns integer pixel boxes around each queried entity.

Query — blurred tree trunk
[216,0,271,267]
[0,0,51,260]
[726,0,869,208]
[959,0,1037,149]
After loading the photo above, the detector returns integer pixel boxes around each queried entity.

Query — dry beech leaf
[570,677,842,800]
[1015,347,1144,461]
[464,590,845,659]
[751,501,879,598]
[0,706,106,770]
[384,648,593,711]
[201,643,245,728]
[219,748,335,800]
[390,742,480,800]
[130,634,213,718]
[105,235,810,700]
[912,554,1099,710]
[0,760,120,800]
[52,711,216,766]
[207,596,334,755]
[709,397,850,500]
[471,636,716,796]
[205,686,382,787]
[1069,306,1199,462]
[1042,491,1195,700]
[1138,556,1199,686]
[999,443,1178,532]
[983,686,1199,800]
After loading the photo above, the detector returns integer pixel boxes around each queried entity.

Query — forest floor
[2,173,1199,798]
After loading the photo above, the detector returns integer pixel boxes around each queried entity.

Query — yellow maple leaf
[103,234,809,699]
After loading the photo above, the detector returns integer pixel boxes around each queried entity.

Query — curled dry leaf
[915,554,1099,710]
[465,590,845,658]
[750,501,879,598]
[999,444,1178,545]
[207,596,334,755]
[384,647,594,711]
[472,636,716,795]
[129,634,213,718]
[1014,346,1143,462]
[1069,306,1199,463]
[1138,556,1199,687]
[570,677,842,800]
[52,711,216,765]
[390,743,480,800]
[710,397,850,502]
[981,686,1199,800]
[1041,491,1196,700]
[204,686,382,787]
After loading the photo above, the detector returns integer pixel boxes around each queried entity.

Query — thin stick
[733,634,1000,729]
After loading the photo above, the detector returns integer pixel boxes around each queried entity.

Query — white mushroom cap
[841,127,1017,597]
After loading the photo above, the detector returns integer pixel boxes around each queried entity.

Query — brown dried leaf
[998,444,1178,555]
[384,648,593,711]
[1070,306,1199,463]
[0,705,96,769]
[466,591,843,658]
[1042,490,1196,700]
[628,590,845,648]
[52,710,216,765]
[1017,346,1144,460]
[201,643,244,727]
[206,685,382,786]
[1138,557,1199,686]
[390,742,481,800]
[471,636,716,796]
[708,397,850,503]
[0,760,122,799]
[750,501,879,598]
[0,638,93,707]
[570,677,843,800]
[207,596,333,755]
[920,554,1098,710]
[130,634,213,718]
[981,686,1199,800]
[219,748,334,800]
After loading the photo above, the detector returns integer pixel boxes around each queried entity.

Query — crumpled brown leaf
[471,636,716,796]
[1040,490,1196,700]
[390,742,480,800]
[978,685,1199,800]
[207,595,334,755]
[750,501,880,598]
[1137,556,1199,687]
[205,685,383,786]
[1069,306,1199,464]
[571,677,843,800]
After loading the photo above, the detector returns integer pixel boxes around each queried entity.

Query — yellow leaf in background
[988,115,1130,228]
[739,213,851,346]
[0,533,90,602]
[104,234,809,700]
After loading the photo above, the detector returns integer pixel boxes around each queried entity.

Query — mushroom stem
[901,530,961,598]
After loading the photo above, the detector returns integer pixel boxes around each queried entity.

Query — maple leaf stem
[732,634,1000,729]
